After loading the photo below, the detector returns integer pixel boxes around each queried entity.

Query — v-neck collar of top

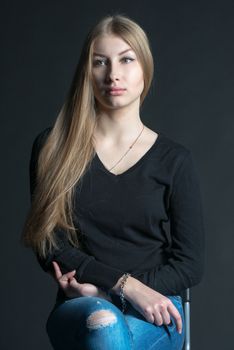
[94,132,163,179]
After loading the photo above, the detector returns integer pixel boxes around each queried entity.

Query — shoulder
[32,126,53,152]
[144,127,194,175]
[33,126,53,148]
[30,126,53,164]
[29,126,53,195]
[157,133,202,191]
[157,131,192,166]
[145,127,190,156]
[147,131,200,187]
[160,132,190,154]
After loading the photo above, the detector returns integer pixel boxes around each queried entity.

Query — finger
[161,309,171,325]
[63,269,76,278]
[142,310,154,324]
[67,270,77,282]
[69,278,82,290]
[52,261,62,280]
[52,261,76,281]
[59,270,76,284]
[168,303,182,334]
[152,310,163,326]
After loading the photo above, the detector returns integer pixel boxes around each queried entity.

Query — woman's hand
[114,276,182,334]
[50,261,112,302]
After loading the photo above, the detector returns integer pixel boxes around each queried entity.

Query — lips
[106,88,126,96]
[106,87,126,92]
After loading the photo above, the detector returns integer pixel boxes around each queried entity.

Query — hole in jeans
[86,310,117,330]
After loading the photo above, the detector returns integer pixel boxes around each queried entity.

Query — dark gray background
[1,0,233,349]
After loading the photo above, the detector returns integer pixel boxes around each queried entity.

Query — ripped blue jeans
[46,293,185,350]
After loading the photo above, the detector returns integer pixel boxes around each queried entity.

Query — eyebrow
[93,48,134,57]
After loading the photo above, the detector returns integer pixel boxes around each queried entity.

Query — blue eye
[93,59,106,66]
[122,57,134,63]
[93,57,135,67]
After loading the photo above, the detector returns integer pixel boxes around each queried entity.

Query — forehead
[92,34,134,56]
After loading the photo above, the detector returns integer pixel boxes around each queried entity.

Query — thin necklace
[108,123,145,172]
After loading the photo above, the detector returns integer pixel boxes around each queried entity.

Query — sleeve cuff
[76,259,125,290]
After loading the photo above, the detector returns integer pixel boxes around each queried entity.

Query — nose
[105,62,120,82]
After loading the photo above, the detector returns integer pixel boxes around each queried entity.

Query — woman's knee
[80,296,124,328]
[86,309,118,330]
[46,296,123,332]
[46,296,128,348]
[68,296,122,316]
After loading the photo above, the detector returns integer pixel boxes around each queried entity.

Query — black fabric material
[29,126,205,303]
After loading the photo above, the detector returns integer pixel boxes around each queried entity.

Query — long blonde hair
[21,13,154,259]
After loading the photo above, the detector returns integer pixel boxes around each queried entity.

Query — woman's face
[91,34,144,112]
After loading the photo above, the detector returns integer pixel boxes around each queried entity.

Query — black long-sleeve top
[29,126,205,303]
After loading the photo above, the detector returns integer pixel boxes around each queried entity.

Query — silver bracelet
[119,273,131,313]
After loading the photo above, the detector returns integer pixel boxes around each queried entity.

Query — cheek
[92,69,104,85]
[91,74,99,88]
[129,70,144,92]
[130,67,144,85]
[91,75,102,96]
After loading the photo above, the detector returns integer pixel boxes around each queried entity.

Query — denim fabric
[46,294,185,350]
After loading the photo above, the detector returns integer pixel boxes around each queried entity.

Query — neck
[94,104,143,145]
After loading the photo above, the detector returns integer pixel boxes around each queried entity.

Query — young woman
[22,13,205,350]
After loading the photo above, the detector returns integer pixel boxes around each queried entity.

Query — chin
[96,95,139,110]
[105,97,138,109]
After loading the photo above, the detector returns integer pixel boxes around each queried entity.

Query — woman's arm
[50,261,113,302]
[109,151,204,332]
[115,151,205,296]
[29,127,126,291]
